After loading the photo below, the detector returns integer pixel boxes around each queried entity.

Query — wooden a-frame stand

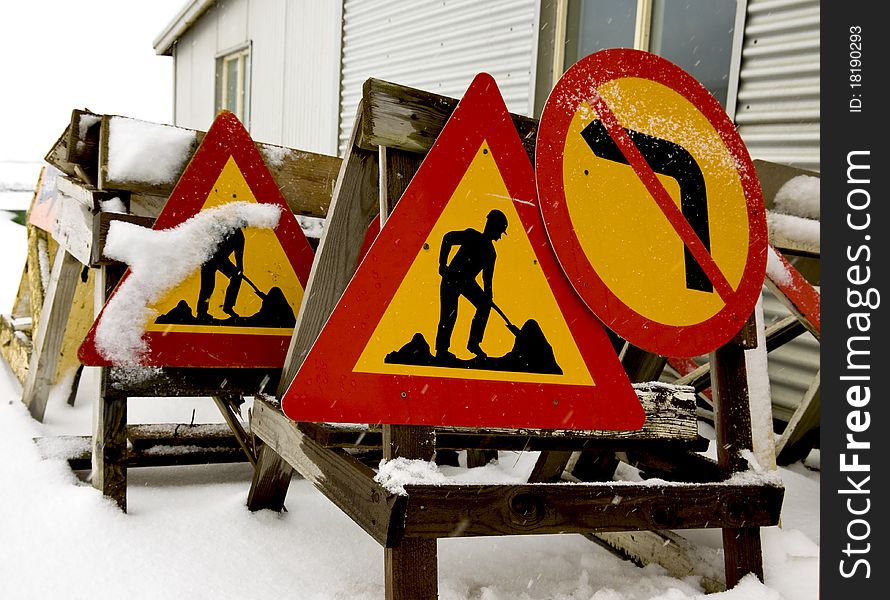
[244,78,784,598]
[17,108,342,511]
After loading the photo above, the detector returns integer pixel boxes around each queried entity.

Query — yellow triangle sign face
[282,74,643,430]
[79,111,314,368]
[355,142,592,386]
[145,157,304,336]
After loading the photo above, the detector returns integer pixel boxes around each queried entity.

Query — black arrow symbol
[581,120,712,293]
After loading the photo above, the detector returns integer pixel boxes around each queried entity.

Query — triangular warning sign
[281,74,643,431]
[78,111,314,368]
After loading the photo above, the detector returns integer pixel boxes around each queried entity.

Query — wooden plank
[764,314,808,352]
[93,367,128,511]
[66,109,103,185]
[0,314,31,384]
[620,344,668,382]
[51,190,94,266]
[775,371,820,465]
[297,386,700,451]
[385,538,438,600]
[590,530,726,593]
[528,450,572,483]
[247,443,295,512]
[380,120,438,593]
[91,212,155,265]
[360,77,539,161]
[536,343,665,484]
[250,396,404,546]
[97,114,340,218]
[711,333,765,586]
[383,421,438,600]
[21,249,82,421]
[211,395,257,468]
[277,103,380,392]
[400,480,783,538]
[56,175,127,211]
[43,121,78,178]
[35,434,247,471]
[104,366,279,398]
[623,449,724,483]
[26,225,52,328]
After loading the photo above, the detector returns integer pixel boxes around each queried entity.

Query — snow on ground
[0,212,819,599]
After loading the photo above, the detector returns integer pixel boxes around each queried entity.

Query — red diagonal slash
[588,89,734,301]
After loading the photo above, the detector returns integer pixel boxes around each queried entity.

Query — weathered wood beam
[97,114,341,219]
[590,530,726,593]
[0,314,31,384]
[278,103,380,391]
[66,109,103,186]
[775,371,820,465]
[35,434,248,471]
[250,396,404,546]
[93,366,128,511]
[43,121,78,178]
[400,479,783,538]
[21,249,81,421]
[91,212,155,265]
[360,77,538,161]
[711,325,765,586]
[104,366,279,398]
[212,395,257,468]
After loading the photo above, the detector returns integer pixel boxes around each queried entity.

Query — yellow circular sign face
[536,50,767,357]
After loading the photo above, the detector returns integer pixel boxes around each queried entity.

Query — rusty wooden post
[711,317,764,586]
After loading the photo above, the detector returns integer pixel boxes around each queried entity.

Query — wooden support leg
[92,368,127,511]
[528,450,572,482]
[712,338,764,586]
[22,249,81,421]
[247,442,294,512]
[385,537,438,600]
[775,371,820,465]
[212,394,257,467]
[384,425,437,600]
[465,449,497,468]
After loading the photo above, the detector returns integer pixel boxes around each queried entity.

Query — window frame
[215,42,252,127]
[534,0,748,120]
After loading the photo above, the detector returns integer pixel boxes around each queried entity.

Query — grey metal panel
[246,0,287,145]
[762,287,820,422]
[281,0,342,155]
[735,0,820,172]
[175,6,219,132]
[217,0,249,51]
[339,0,539,154]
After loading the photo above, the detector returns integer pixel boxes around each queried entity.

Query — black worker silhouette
[384,209,562,375]
[198,227,246,321]
[435,209,508,360]
[155,227,296,328]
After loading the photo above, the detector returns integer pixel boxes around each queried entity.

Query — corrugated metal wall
[338,0,539,154]
[172,0,341,155]
[736,0,820,427]
[735,0,820,172]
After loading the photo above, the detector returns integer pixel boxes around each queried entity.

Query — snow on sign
[536,49,768,358]
[282,73,643,431]
[78,111,314,368]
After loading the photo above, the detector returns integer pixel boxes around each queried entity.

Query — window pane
[649,0,737,106]
[566,0,636,68]
[225,57,239,113]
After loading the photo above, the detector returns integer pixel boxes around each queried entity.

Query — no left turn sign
[535,49,768,358]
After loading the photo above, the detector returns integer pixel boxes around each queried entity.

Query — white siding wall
[736,0,820,172]
[338,0,539,154]
[171,0,341,155]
